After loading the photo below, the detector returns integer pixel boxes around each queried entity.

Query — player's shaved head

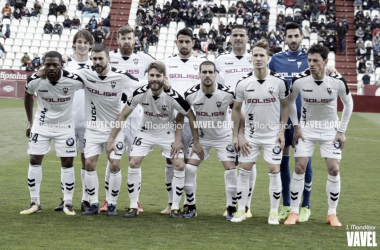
[44,51,63,65]
[44,51,63,81]
[148,61,166,76]
[199,61,215,73]
[92,44,109,57]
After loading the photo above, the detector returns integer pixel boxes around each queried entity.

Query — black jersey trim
[144,51,157,60]
[27,73,40,85]
[127,84,150,106]
[330,73,350,95]
[184,84,201,99]
[290,69,311,92]
[62,69,85,83]
[164,88,191,112]
[270,70,289,97]
[217,83,234,97]
[111,67,140,81]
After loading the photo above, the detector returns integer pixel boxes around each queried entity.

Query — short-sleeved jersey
[109,50,156,117]
[75,65,143,132]
[25,70,84,125]
[127,85,190,135]
[184,83,234,139]
[289,69,352,132]
[235,70,289,138]
[214,51,254,91]
[268,49,308,119]
[162,54,207,96]
[64,58,93,129]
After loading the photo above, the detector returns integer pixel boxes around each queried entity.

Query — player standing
[231,40,289,224]
[183,61,245,219]
[75,44,144,216]
[98,26,156,213]
[106,61,204,218]
[160,29,207,214]
[284,44,353,227]
[54,30,94,212]
[21,51,84,216]
[213,25,256,218]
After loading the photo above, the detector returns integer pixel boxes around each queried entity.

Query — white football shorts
[187,135,236,162]
[84,129,124,159]
[238,136,283,164]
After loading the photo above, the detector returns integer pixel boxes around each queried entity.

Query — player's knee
[109,162,120,172]
[129,159,141,169]
[268,164,280,173]
[85,160,96,171]
[294,164,306,174]
[173,161,185,171]
[328,167,339,176]
[29,155,43,165]
[61,157,74,168]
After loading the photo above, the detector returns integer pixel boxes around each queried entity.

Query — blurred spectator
[23,8,31,21]
[362,71,371,84]
[34,1,42,13]
[134,38,141,52]
[155,4,162,15]
[318,26,327,39]
[370,0,380,11]
[294,11,303,25]
[310,18,318,32]
[33,62,40,71]
[13,8,22,19]
[357,43,366,58]
[90,2,100,18]
[2,3,11,19]
[44,20,53,34]
[84,24,93,34]
[207,35,217,52]
[82,2,92,14]
[245,0,254,12]
[372,15,379,25]
[260,15,269,30]
[337,21,347,53]
[184,12,194,29]
[373,40,380,54]
[215,33,225,46]
[310,0,319,21]
[63,15,72,28]
[77,0,84,10]
[0,42,6,58]
[72,15,81,29]
[243,13,252,25]
[261,0,270,10]
[32,54,41,66]
[303,25,311,39]
[142,37,149,52]
[49,0,58,16]
[15,0,25,11]
[204,7,214,24]
[354,0,362,8]
[159,13,169,27]
[208,26,218,39]
[318,18,326,30]
[150,25,159,45]
[199,28,208,41]
[267,33,276,47]
[3,24,10,38]
[25,61,34,71]
[275,42,282,53]
[326,37,336,53]
[373,27,380,37]
[228,3,236,17]
[355,27,365,42]
[217,45,225,55]
[277,10,285,21]
[358,58,366,73]
[53,21,63,35]
[284,0,295,8]
[319,1,326,14]
[57,0,67,16]
[102,14,111,39]
[225,42,232,52]
[134,26,142,38]
[219,4,227,15]
[93,26,103,44]
[366,42,372,60]
[194,15,203,28]
[21,53,30,67]
[326,19,335,31]
[194,40,203,52]
[294,0,304,9]
[235,4,246,18]
[374,51,380,68]
[139,0,147,8]
[285,13,293,24]
[341,16,349,30]
[179,0,187,10]
[260,5,270,19]
[364,26,372,41]
[276,30,285,43]
[89,15,98,29]
[31,8,40,19]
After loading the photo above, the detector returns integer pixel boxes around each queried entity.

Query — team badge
[226,144,234,153]
[268,86,274,94]
[334,141,341,149]
[297,61,302,69]
[62,87,68,95]
[111,81,116,89]
[216,101,222,108]
[272,145,281,155]
[193,64,199,71]
[247,57,252,64]
[133,58,139,65]
[66,138,75,146]
[327,87,332,94]
[116,141,124,150]
[162,105,167,111]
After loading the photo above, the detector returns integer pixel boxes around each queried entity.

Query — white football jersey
[162,54,207,97]
[75,65,144,132]
[214,51,254,91]
[109,50,156,118]
[127,85,191,135]
[289,69,353,132]
[64,58,93,130]
[25,70,84,125]
[184,83,234,139]
[235,70,289,138]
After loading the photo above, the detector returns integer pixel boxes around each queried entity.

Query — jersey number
[133,137,142,146]
[29,133,39,143]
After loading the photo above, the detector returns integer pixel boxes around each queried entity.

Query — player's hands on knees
[333,131,346,149]
[238,133,252,157]
[38,66,46,79]
[106,140,117,160]
[190,141,204,160]
[276,131,285,150]
[326,65,338,76]
[26,122,32,138]
[171,139,184,159]
[163,76,171,90]
[292,125,305,148]
[232,136,239,153]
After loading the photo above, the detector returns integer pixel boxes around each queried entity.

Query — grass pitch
[0,98,379,249]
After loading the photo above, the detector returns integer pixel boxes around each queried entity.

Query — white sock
[246,164,257,208]
[81,169,89,202]
[172,170,185,210]
[62,167,75,205]
[225,168,238,207]
[236,168,250,211]
[85,170,99,204]
[327,173,341,215]
[128,167,141,208]
[105,162,110,202]
[108,170,122,205]
[289,172,305,214]
[60,168,64,195]
[28,164,42,205]
[184,164,197,206]
[226,165,239,207]
[165,164,174,204]
[269,172,282,212]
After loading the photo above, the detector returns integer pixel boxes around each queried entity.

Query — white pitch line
[347,137,380,143]
[348,128,380,131]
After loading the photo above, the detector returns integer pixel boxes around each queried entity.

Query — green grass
[0,98,379,249]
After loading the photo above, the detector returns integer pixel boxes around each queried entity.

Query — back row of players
[21,23,353,226]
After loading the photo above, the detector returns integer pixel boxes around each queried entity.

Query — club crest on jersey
[268,87,274,94]
[297,61,302,69]
[116,141,124,150]
[216,101,222,108]
[111,81,116,89]
[162,105,167,111]
[193,64,199,71]
[66,138,75,147]
[133,58,139,65]
[247,57,252,64]
[327,87,332,94]
[226,144,234,153]
[272,146,281,155]
[62,87,68,95]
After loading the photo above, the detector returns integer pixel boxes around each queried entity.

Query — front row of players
[21,41,353,226]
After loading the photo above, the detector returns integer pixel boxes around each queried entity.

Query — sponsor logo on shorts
[66,150,75,153]
[142,103,149,106]
[66,138,75,146]
[303,89,313,92]
[116,141,124,150]
[334,141,341,149]
[38,90,48,92]
[245,89,255,92]
[272,158,281,160]
[194,103,204,105]
[169,66,178,68]
[333,152,341,155]
[226,144,234,153]
[272,146,281,155]
[227,156,235,159]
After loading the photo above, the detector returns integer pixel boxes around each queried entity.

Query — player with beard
[106,61,204,218]
[54,30,94,213]
[21,51,84,216]
[74,44,145,216]
[213,25,256,219]
[160,29,207,215]
[98,26,156,213]
[269,23,338,222]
